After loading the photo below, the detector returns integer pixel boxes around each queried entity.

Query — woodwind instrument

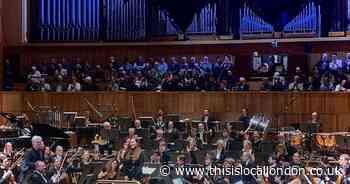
[83,98,104,119]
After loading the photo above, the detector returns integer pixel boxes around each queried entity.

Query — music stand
[63,112,77,129]
[229,121,245,131]
[119,116,132,131]
[139,117,155,129]
[165,114,180,123]
[175,121,186,132]
[74,116,87,128]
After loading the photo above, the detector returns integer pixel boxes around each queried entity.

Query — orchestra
[0,108,350,184]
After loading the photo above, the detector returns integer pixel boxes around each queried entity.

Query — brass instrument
[314,133,337,150]
[91,134,108,145]
[10,150,25,170]
[83,98,104,119]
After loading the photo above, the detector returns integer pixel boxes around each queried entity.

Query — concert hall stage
[0,92,349,132]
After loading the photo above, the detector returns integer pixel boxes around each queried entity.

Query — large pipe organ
[28,0,349,42]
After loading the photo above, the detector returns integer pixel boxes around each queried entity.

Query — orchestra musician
[106,105,119,127]
[193,155,215,184]
[165,121,179,149]
[154,129,165,143]
[169,155,192,183]
[76,151,92,180]
[290,152,302,167]
[303,112,322,153]
[266,156,283,184]
[215,158,243,184]
[18,136,45,183]
[209,139,226,164]
[252,131,262,153]
[124,128,139,144]
[187,128,200,149]
[150,140,171,165]
[97,159,119,180]
[308,112,321,133]
[47,159,69,184]
[134,119,143,130]
[0,158,16,184]
[99,122,115,155]
[197,123,207,145]
[52,146,64,162]
[148,128,165,150]
[185,137,200,164]
[239,108,251,130]
[1,143,14,161]
[274,143,288,164]
[30,161,49,184]
[43,146,53,164]
[155,141,171,165]
[337,154,350,184]
[241,150,257,184]
[120,138,145,181]
[154,109,166,130]
[222,128,234,152]
[201,109,214,132]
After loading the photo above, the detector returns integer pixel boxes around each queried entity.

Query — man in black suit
[149,141,171,165]
[201,109,215,132]
[18,136,45,183]
[209,139,226,164]
[239,108,251,130]
[165,121,180,151]
[222,128,234,152]
[31,161,50,184]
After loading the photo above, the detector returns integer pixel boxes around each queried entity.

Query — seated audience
[21,53,350,93]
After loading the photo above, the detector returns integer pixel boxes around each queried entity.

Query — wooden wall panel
[0,0,3,90]
[2,92,350,132]
[1,92,23,113]
[2,0,22,46]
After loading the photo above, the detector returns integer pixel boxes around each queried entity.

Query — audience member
[23,54,350,92]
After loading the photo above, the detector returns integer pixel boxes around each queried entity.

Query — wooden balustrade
[0,92,349,132]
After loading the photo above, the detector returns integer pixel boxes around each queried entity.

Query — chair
[118,116,132,131]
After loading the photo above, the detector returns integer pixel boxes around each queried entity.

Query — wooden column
[0,0,3,90]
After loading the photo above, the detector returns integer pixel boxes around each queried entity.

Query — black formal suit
[122,150,145,181]
[223,137,235,152]
[31,170,50,184]
[160,151,171,165]
[165,128,179,143]
[23,149,44,171]
[18,149,44,183]
[241,160,258,184]
[239,115,250,130]
[209,149,226,164]
[201,114,215,130]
